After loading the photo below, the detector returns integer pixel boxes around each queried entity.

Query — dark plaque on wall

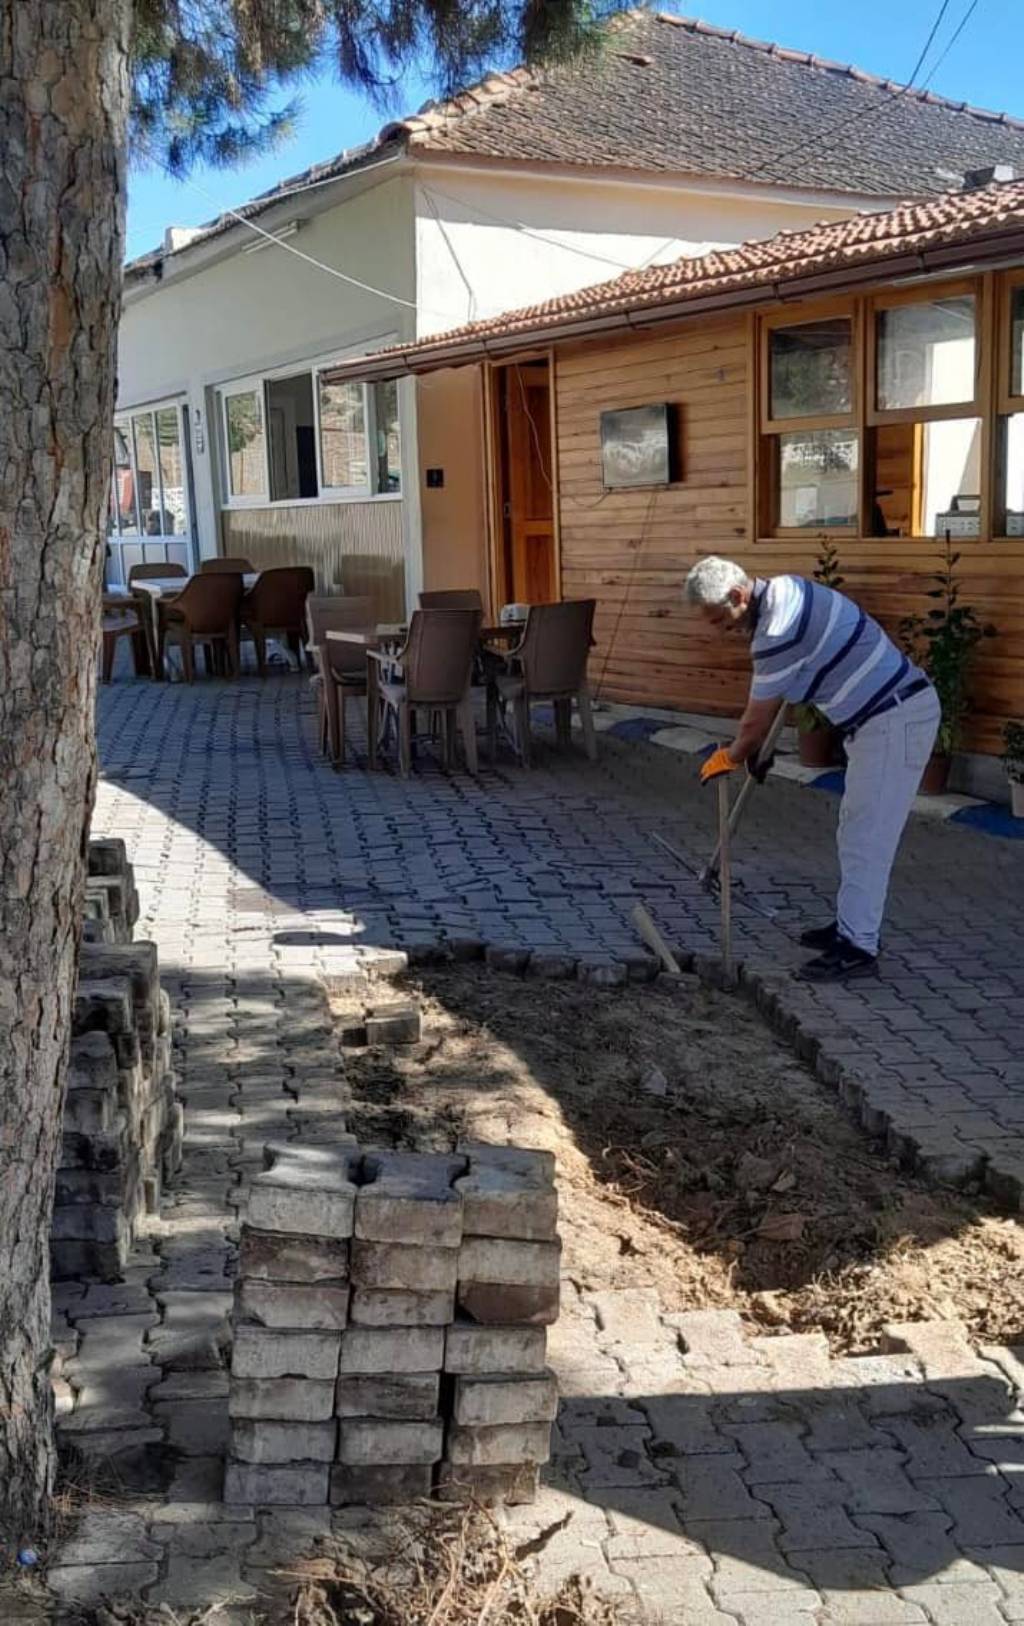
[599,403,676,489]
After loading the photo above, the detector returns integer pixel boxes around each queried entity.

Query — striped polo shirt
[748,575,922,731]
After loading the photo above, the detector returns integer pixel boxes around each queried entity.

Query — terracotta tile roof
[403,11,1024,195]
[126,11,1024,279]
[323,178,1024,379]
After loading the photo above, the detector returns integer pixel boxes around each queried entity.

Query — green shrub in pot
[899,536,996,779]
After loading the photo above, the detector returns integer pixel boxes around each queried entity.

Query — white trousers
[836,685,940,955]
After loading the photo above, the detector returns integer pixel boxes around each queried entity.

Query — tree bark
[0,0,131,1541]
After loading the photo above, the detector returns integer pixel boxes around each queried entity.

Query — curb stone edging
[381,937,1022,1217]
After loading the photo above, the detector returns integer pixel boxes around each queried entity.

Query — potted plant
[1004,720,1024,817]
[899,535,996,795]
[793,539,845,768]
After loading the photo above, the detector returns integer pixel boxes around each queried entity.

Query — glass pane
[1011,287,1024,398]
[112,419,138,534]
[155,407,184,533]
[776,429,858,528]
[373,379,401,494]
[318,379,367,489]
[133,413,164,536]
[876,295,976,410]
[225,390,266,498]
[1001,413,1024,535]
[770,317,852,419]
[870,418,981,537]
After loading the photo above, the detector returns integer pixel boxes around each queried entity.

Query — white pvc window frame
[215,345,403,511]
[218,375,270,507]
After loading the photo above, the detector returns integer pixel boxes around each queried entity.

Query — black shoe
[800,921,840,951]
[800,937,878,982]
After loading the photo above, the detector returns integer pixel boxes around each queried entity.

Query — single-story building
[113,12,1024,635]
[323,177,1024,790]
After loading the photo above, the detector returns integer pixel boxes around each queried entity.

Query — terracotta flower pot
[1011,779,1024,819]
[798,726,841,769]
[919,753,952,795]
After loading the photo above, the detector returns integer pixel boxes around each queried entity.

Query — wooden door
[502,362,556,604]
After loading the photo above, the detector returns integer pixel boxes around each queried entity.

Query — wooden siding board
[555,322,1023,751]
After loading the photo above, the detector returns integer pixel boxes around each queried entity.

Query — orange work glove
[699,746,739,785]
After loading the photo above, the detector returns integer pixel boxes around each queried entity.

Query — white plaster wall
[116,174,417,561]
[414,168,867,339]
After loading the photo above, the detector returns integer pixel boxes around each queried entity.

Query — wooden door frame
[482,350,560,616]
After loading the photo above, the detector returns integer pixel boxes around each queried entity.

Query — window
[1011,286,1024,398]
[761,310,858,532]
[875,295,977,412]
[223,387,267,501]
[318,380,368,491]
[777,430,859,529]
[108,404,186,539]
[769,317,852,420]
[217,364,401,504]
[317,374,401,496]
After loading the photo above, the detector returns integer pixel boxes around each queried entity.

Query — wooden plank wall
[555,317,1024,754]
[222,499,405,622]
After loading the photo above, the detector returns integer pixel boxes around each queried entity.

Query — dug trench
[333,965,1024,1355]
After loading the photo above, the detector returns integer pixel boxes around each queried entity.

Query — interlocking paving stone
[78,672,1024,1618]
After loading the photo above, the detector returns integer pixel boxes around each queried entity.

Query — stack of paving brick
[224,1141,560,1508]
[51,840,183,1282]
[83,836,140,945]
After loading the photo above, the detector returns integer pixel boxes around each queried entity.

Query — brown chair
[200,556,255,573]
[370,607,481,777]
[419,589,484,611]
[241,566,315,675]
[305,595,376,767]
[487,599,597,767]
[128,561,188,586]
[128,562,188,674]
[156,572,242,682]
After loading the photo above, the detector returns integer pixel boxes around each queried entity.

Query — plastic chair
[241,566,315,676]
[156,572,243,681]
[487,599,597,767]
[418,589,484,611]
[370,607,481,776]
[305,595,376,767]
[200,556,254,574]
[128,561,188,586]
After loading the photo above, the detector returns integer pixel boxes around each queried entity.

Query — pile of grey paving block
[225,1140,560,1508]
[51,838,183,1282]
[82,836,141,945]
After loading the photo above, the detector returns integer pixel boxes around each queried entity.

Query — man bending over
[685,556,939,982]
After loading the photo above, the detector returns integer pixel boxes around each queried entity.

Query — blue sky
[126,0,1024,262]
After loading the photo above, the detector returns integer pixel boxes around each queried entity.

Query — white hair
[684,556,751,607]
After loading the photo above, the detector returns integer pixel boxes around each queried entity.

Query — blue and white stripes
[749,576,916,730]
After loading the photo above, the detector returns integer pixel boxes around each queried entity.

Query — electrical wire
[132,138,463,321]
[420,181,651,272]
[741,0,960,185]
[919,0,982,89]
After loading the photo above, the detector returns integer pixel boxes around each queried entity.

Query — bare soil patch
[338,966,1024,1354]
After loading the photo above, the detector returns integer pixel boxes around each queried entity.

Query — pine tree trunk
[0,0,131,1541]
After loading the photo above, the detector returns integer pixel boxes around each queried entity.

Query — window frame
[754,274,1013,545]
[219,375,270,508]
[994,271,1024,539]
[215,345,404,511]
[866,278,982,426]
[313,368,373,499]
[760,303,859,435]
[758,299,862,538]
[109,398,189,541]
